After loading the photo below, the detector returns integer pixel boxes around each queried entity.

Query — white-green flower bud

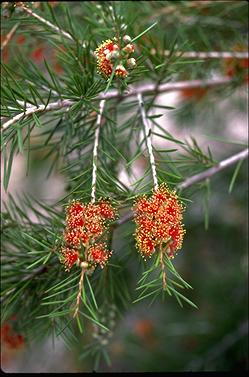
[123,35,132,44]
[127,58,136,68]
[106,50,120,61]
[80,261,89,269]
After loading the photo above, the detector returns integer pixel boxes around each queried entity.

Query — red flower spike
[66,214,85,229]
[66,201,85,228]
[136,234,156,257]
[154,223,169,240]
[67,201,85,216]
[60,199,117,272]
[95,39,116,79]
[84,203,98,219]
[168,225,185,253]
[85,220,103,238]
[97,201,116,220]
[136,216,155,233]
[61,248,79,271]
[64,229,88,247]
[133,184,185,258]
[95,37,135,80]
[88,243,111,268]
[152,190,169,204]
[135,197,152,213]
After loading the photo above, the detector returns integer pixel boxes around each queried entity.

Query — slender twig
[1,99,74,130]
[73,267,85,318]
[20,4,74,41]
[151,49,249,60]
[178,148,249,190]
[114,148,249,227]
[1,23,20,51]
[1,77,233,131]
[137,93,158,190]
[91,99,106,203]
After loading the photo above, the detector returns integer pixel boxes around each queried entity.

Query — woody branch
[2,77,232,130]
[1,99,73,130]
[177,148,249,190]
[151,49,249,60]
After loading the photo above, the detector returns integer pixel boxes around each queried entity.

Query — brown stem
[73,267,85,318]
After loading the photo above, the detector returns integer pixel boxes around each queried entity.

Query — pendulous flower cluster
[60,199,117,271]
[133,184,185,259]
[95,35,136,79]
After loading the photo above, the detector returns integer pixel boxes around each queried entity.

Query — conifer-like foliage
[1,1,248,371]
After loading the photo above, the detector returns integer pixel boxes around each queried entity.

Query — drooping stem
[91,99,106,203]
[137,93,158,190]
[73,267,85,318]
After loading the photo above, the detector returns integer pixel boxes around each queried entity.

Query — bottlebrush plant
[1,1,248,372]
